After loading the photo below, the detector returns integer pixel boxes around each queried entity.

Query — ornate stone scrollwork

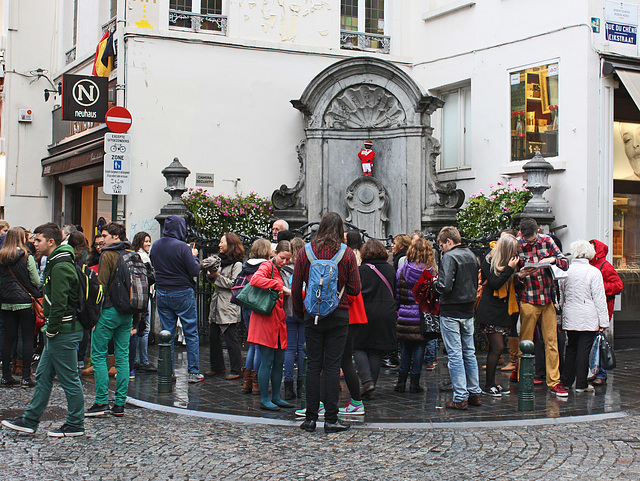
[271,141,306,210]
[323,85,406,129]
[426,140,465,209]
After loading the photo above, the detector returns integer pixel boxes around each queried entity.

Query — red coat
[589,239,623,319]
[246,260,287,350]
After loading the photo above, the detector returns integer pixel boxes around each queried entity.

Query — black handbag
[420,310,441,340]
[234,263,280,316]
[599,332,616,370]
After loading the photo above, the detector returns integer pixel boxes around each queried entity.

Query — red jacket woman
[246,260,287,350]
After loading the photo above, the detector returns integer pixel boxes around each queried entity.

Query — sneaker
[1,418,35,434]
[510,370,518,382]
[85,403,111,417]
[0,377,19,388]
[425,364,436,371]
[482,386,502,397]
[495,385,510,395]
[575,385,595,393]
[77,361,85,370]
[550,384,568,397]
[129,370,135,380]
[339,401,365,415]
[47,423,84,437]
[111,404,125,417]
[137,363,157,373]
[188,373,205,383]
[295,403,325,418]
[21,377,36,389]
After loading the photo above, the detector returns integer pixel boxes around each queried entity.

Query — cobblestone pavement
[2,383,640,480]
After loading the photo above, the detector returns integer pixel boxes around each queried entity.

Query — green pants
[23,330,84,430]
[91,307,133,406]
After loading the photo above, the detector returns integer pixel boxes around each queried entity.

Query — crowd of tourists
[0,211,622,436]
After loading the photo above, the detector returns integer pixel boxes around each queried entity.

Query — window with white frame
[440,85,472,170]
[169,0,227,34]
[340,1,390,54]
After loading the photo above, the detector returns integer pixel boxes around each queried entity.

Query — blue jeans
[425,338,438,365]
[440,316,481,402]
[399,341,426,375]
[284,315,305,381]
[130,307,150,368]
[156,288,200,374]
[243,308,261,371]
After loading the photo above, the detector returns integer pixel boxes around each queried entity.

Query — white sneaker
[575,385,595,393]
[188,373,204,383]
[496,385,510,395]
[295,402,324,417]
[339,402,365,415]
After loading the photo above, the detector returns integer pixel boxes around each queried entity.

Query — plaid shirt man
[516,234,568,305]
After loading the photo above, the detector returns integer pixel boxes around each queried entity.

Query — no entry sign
[105,106,132,133]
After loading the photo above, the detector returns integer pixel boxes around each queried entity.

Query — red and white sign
[105,106,132,133]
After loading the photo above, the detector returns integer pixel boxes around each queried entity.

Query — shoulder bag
[8,264,44,326]
[234,263,280,316]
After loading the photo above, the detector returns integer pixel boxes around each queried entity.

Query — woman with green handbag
[246,240,293,411]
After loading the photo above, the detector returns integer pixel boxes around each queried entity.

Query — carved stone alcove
[345,176,389,239]
[281,56,464,235]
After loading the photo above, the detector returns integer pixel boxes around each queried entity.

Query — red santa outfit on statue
[358,143,375,175]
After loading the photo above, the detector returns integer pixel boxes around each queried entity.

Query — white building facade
[2,0,640,344]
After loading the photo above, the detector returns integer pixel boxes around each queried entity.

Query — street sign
[103,152,131,195]
[62,74,108,122]
[104,132,132,155]
[105,106,132,133]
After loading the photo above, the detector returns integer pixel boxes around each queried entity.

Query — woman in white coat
[561,240,609,392]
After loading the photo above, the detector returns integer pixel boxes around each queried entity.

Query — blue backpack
[303,243,347,324]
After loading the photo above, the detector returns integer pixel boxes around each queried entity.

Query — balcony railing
[340,30,390,54]
[65,46,76,65]
[169,10,227,35]
[102,16,116,33]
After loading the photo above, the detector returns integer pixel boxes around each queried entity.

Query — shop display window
[510,63,559,161]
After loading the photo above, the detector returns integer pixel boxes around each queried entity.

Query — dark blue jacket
[150,216,201,292]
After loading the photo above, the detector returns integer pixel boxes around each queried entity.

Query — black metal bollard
[518,340,535,411]
[300,343,307,410]
[157,330,173,393]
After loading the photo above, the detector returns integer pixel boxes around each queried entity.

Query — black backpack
[109,249,150,315]
[47,255,104,329]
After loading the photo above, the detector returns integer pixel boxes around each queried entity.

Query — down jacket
[560,258,609,332]
[589,239,623,319]
[246,260,287,350]
[396,261,430,342]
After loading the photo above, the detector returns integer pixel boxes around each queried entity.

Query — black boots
[284,381,295,400]
[409,374,424,394]
[394,372,408,393]
[297,379,303,399]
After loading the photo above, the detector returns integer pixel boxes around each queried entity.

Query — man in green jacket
[1,222,83,437]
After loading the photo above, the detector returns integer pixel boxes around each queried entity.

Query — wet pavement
[84,345,640,425]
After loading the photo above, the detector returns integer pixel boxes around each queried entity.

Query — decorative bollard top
[159,330,172,344]
[520,339,535,355]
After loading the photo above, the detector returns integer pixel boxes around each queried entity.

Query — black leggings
[2,308,35,379]
[485,332,504,390]
[340,324,361,402]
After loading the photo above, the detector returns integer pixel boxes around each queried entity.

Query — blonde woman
[475,234,520,397]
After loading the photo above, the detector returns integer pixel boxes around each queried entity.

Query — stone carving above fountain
[323,85,406,129]
[345,177,389,239]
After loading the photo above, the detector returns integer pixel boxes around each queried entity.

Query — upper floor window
[169,0,227,34]
[110,0,117,20]
[440,85,471,170]
[340,1,390,54]
[510,63,559,161]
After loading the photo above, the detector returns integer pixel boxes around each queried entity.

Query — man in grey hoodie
[149,216,203,383]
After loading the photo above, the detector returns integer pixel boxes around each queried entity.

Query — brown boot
[108,355,117,377]
[81,361,94,376]
[12,359,22,376]
[251,370,260,395]
[502,337,520,371]
[241,368,253,394]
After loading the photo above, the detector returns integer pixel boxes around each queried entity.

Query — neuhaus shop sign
[61,74,108,122]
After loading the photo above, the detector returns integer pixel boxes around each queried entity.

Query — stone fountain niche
[273,57,464,237]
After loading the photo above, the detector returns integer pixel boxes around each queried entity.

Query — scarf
[494,278,519,315]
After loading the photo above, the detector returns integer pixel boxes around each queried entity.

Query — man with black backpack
[1,223,84,437]
[86,222,146,418]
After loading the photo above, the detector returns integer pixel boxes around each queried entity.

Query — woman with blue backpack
[291,212,361,433]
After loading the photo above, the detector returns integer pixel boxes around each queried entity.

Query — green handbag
[234,263,280,315]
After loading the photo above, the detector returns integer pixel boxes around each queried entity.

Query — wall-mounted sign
[196,173,215,187]
[605,1,638,26]
[104,153,131,195]
[606,22,637,44]
[62,74,108,122]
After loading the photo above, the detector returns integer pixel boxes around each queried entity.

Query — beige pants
[519,302,560,388]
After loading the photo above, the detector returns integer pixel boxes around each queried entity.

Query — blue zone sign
[606,22,637,44]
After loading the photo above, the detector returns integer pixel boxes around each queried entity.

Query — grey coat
[209,261,242,325]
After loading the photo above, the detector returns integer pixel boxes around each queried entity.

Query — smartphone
[189,242,195,249]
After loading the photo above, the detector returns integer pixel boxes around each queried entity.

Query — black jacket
[0,250,41,304]
[434,244,479,317]
[475,258,515,327]
[354,259,397,351]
